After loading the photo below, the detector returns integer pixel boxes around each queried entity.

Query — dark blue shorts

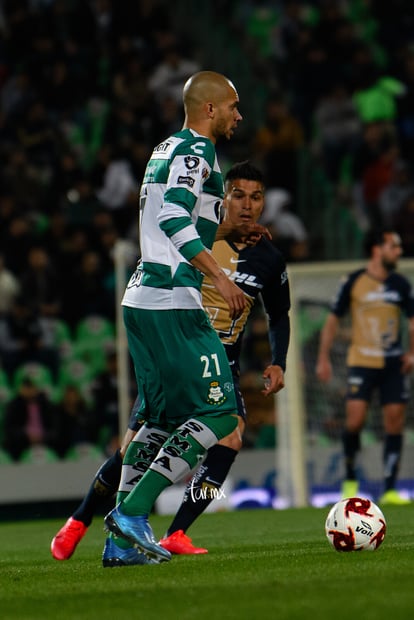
[127,366,247,432]
[346,360,409,405]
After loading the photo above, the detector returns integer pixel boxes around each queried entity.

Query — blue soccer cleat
[104,504,171,563]
[102,536,158,567]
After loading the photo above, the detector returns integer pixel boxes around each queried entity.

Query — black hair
[224,161,264,186]
[364,227,397,256]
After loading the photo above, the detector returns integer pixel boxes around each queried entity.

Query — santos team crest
[206,381,227,405]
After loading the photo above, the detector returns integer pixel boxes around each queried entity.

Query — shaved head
[183,71,238,116]
[181,70,242,142]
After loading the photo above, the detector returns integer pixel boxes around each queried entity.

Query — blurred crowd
[238,0,414,247]
[1,0,414,460]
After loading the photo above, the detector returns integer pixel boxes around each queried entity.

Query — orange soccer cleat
[51,517,88,560]
[159,530,208,555]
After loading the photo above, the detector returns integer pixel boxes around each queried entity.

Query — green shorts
[123,306,237,428]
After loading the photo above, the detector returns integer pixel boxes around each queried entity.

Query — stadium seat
[20,445,59,464]
[0,370,13,446]
[74,315,116,374]
[13,362,56,401]
[75,315,115,343]
[0,368,13,413]
[48,318,74,362]
[64,442,105,461]
[0,448,12,464]
[57,357,96,404]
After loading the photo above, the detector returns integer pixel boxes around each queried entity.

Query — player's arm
[316,271,353,382]
[401,316,414,374]
[156,143,245,318]
[215,220,272,245]
[157,138,217,259]
[262,313,290,396]
[316,313,340,383]
[190,249,245,320]
[261,262,291,396]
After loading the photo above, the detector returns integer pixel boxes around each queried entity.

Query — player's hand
[211,272,246,320]
[218,221,272,246]
[242,223,272,246]
[190,250,245,319]
[316,358,332,382]
[262,365,285,396]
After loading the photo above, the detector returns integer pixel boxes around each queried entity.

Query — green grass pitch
[1,505,413,620]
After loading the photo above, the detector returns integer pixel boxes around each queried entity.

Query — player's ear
[220,199,228,222]
[258,185,265,217]
[205,102,214,118]
[222,183,230,208]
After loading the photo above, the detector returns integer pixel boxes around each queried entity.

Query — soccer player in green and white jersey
[98,71,246,563]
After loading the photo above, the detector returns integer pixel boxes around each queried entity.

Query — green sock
[111,534,132,549]
[121,413,237,517]
[116,425,169,504]
[122,470,170,516]
[109,425,169,547]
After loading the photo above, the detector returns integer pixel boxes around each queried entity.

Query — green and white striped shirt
[122,128,224,310]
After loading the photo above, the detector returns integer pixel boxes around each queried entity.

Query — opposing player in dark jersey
[51,161,290,564]
[158,160,290,553]
[316,228,414,505]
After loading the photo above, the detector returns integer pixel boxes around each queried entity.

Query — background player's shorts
[123,306,237,429]
[346,359,409,404]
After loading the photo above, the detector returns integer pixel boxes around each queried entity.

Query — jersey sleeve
[260,253,291,371]
[330,271,358,317]
[157,137,217,261]
[400,274,414,318]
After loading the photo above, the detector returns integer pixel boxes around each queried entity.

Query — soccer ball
[325,497,387,551]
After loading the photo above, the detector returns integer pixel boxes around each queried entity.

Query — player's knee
[218,426,243,451]
[384,415,405,434]
[384,405,405,434]
[345,413,366,433]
